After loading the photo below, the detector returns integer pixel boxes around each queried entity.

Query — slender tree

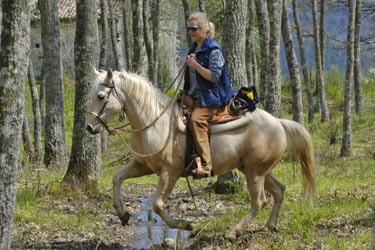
[312,0,330,121]
[293,0,314,123]
[99,0,109,69]
[281,0,304,125]
[151,0,160,87]
[143,0,153,81]
[265,0,283,117]
[22,113,34,160]
[354,0,364,113]
[39,0,67,167]
[182,0,191,46]
[340,0,356,156]
[109,0,125,70]
[28,56,43,163]
[132,0,143,72]
[63,0,102,193]
[122,0,132,70]
[254,0,269,105]
[246,0,258,88]
[0,1,30,248]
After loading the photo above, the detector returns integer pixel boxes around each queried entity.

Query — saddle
[179,87,258,179]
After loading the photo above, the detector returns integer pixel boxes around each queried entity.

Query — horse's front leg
[153,168,193,231]
[113,160,153,226]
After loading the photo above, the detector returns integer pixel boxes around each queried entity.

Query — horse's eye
[98,92,106,100]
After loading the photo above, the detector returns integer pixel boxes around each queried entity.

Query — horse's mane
[117,71,173,118]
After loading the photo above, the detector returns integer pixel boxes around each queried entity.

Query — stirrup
[191,156,212,179]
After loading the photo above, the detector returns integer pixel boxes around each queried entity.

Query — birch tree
[340,0,356,156]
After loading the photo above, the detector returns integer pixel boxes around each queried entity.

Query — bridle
[87,79,127,135]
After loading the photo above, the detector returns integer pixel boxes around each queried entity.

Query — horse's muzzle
[86,123,101,134]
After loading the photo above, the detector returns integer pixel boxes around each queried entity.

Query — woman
[184,12,233,178]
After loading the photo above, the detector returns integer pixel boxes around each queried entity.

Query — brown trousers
[189,99,218,171]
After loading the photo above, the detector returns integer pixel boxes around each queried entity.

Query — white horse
[85,68,316,238]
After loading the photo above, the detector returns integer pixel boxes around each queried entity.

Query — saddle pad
[178,111,253,135]
[211,105,241,124]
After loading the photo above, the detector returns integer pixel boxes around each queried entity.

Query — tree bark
[340,0,356,157]
[122,0,132,70]
[99,0,109,69]
[254,0,269,105]
[22,112,34,161]
[265,0,282,117]
[151,0,160,87]
[281,0,304,125]
[63,0,101,194]
[182,0,191,47]
[143,0,153,81]
[0,1,30,248]
[132,0,143,72]
[39,0,67,167]
[312,0,330,121]
[222,0,247,88]
[109,0,125,70]
[246,0,258,88]
[293,0,314,123]
[354,0,364,114]
[28,57,43,163]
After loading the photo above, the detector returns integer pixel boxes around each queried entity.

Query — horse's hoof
[185,222,193,231]
[120,211,131,226]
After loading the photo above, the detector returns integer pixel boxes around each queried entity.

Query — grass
[14,71,375,249]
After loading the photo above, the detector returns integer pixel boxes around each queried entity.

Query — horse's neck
[120,76,175,130]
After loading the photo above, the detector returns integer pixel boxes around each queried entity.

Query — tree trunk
[222,0,247,88]
[143,0,153,80]
[151,0,160,87]
[320,0,326,73]
[312,0,330,121]
[246,0,258,88]
[63,0,101,194]
[254,0,269,105]
[198,0,205,12]
[182,0,191,47]
[39,0,67,167]
[28,57,43,163]
[22,113,34,162]
[340,0,356,157]
[99,0,109,69]
[122,0,132,70]
[109,0,124,70]
[354,0,364,114]
[0,1,30,248]
[281,0,304,125]
[293,0,314,123]
[265,0,282,117]
[132,0,143,72]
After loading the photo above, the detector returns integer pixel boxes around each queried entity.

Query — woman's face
[188,19,206,45]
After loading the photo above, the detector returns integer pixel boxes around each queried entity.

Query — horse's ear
[106,68,113,80]
[93,67,100,76]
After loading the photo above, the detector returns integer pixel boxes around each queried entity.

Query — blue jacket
[184,38,233,107]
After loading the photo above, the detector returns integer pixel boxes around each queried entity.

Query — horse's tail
[280,119,316,207]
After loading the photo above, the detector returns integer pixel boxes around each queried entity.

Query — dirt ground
[12,181,236,250]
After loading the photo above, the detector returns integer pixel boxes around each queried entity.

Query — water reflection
[129,196,190,249]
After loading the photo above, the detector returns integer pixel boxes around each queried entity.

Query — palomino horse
[85,68,316,238]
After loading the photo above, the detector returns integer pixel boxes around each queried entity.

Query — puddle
[126,196,191,249]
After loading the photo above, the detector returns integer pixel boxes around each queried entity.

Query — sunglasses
[187,26,200,32]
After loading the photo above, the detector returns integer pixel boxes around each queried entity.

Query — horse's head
[85,68,126,134]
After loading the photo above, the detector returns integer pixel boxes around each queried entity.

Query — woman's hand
[186,54,212,81]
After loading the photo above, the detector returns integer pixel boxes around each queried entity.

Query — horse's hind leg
[152,168,192,230]
[113,160,153,226]
[264,173,285,230]
[228,174,267,239]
